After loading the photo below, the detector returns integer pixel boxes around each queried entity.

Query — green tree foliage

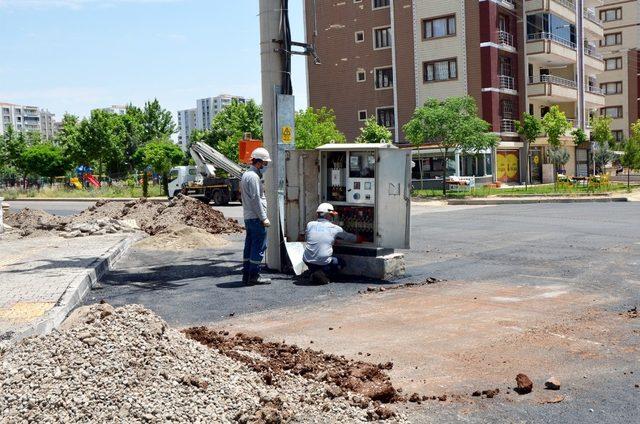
[19,143,70,184]
[141,99,176,144]
[294,107,346,149]
[198,100,262,161]
[516,113,543,184]
[120,105,145,169]
[590,115,614,148]
[619,121,640,190]
[403,96,498,195]
[77,109,126,176]
[541,106,572,181]
[541,106,571,149]
[355,117,392,144]
[572,128,588,146]
[133,138,184,196]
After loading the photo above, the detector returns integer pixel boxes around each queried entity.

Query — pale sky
[0,0,308,119]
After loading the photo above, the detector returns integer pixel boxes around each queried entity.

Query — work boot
[248,275,271,285]
[310,270,330,285]
[242,272,250,285]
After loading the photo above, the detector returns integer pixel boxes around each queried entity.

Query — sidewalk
[0,233,140,348]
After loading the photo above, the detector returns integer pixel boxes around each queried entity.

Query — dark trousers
[305,257,345,278]
[243,219,267,277]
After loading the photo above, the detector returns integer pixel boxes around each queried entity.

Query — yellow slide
[70,177,83,189]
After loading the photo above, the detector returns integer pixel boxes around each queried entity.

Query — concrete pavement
[0,233,140,348]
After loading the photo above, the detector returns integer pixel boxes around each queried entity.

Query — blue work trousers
[305,257,345,277]
[243,219,267,277]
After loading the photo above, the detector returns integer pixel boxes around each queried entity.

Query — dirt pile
[183,327,401,414]
[76,195,243,235]
[134,225,229,250]
[5,195,243,239]
[1,304,401,423]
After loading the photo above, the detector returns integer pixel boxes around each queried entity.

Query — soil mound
[183,327,400,407]
[3,208,65,237]
[135,225,230,250]
[77,195,243,236]
[1,304,399,423]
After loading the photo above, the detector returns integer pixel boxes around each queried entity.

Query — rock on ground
[1,304,402,423]
[515,373,533,394]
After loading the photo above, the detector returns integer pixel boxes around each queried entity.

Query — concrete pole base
[337,252,406,280]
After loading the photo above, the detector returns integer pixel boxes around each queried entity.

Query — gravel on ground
[0,304,405,423]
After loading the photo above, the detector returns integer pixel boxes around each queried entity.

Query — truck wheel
[212,190,227,206]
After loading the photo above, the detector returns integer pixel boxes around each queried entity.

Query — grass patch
[413,182,638,199]
[0,184,165,200]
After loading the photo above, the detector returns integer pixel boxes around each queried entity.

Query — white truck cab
[167,166,198,198]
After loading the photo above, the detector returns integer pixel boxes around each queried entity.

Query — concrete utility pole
[259,0,283,270]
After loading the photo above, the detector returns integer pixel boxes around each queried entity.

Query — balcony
[499,75,517,92]
[526,0,576,23]
[527,32,576,66]
[583,8,604,39]
[585,84,605,108]
[500,119,517,134]
[497,30,516,51]
[584,44,604,73]
[499,0,516,9]
[528,74,578,103]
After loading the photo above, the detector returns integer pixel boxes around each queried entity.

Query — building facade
[305,0,611,184]
[596,0,639,142]
[99,105,127,115]
[195,94,246,131]
[177,108,197,151]
[0,102,58,140]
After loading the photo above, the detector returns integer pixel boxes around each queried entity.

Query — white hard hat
[316,203,336,214]
[250,147,271,162]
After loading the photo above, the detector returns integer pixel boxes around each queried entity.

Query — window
[355,31,364,43]
[374,27,391,49]
[601,106,623,118]
[423,15,456,39]
[612,130,624,142]
[600,8,622,22]
[358,110,367,121]
[356,70,366,82]
[605,57,623,70]
[374,67,393,89]
[376,107,395,128]
[499,56,512,76]
[600,81,623,95]
[601,32,622,47]
[373,0,390,9]
[423,58,457,82]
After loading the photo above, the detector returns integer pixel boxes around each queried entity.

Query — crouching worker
[303,203,358,284]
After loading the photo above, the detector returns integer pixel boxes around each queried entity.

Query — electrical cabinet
[317,143,411,250]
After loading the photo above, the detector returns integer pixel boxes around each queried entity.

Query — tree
[205,99,263,161]
[119,105,145,171]
[541,106,572,181]
[547,147,570,176]
[403,96,499,195]
[355,117,392,144]
[133,138,184,196]
[619,121,640,190]
[590,115,614,148]
[77,109,125,177]
[516,113,542,185]
[294,107,346,149]
[19,143,70,185]
[141,99,176,144]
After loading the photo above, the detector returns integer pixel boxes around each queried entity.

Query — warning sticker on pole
[281,126,292,144]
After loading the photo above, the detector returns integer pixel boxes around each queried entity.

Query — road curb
[446,197,629,205]
[2,234,143,347]
[6,197,167,202]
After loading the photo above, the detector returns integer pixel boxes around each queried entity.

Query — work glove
[262,218,271,227]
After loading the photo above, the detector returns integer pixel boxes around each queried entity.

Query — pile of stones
[59,218,139,238]
[0,304,400,423]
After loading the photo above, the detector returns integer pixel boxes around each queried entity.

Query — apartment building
[99,105,127,115]
[177,108,196,151]
[195,94,246,131]
[596,0,639,142]
[0,102,58,140]
[304,0,607,184]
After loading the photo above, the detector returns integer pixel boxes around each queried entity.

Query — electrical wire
[280,0,293,95]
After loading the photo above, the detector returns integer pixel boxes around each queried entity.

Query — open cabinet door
[375,148,411,249]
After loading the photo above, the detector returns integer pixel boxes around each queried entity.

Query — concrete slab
[0,233,141,348]
[338,252,406,280]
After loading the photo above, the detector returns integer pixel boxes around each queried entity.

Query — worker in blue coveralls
[240,147,272,285]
